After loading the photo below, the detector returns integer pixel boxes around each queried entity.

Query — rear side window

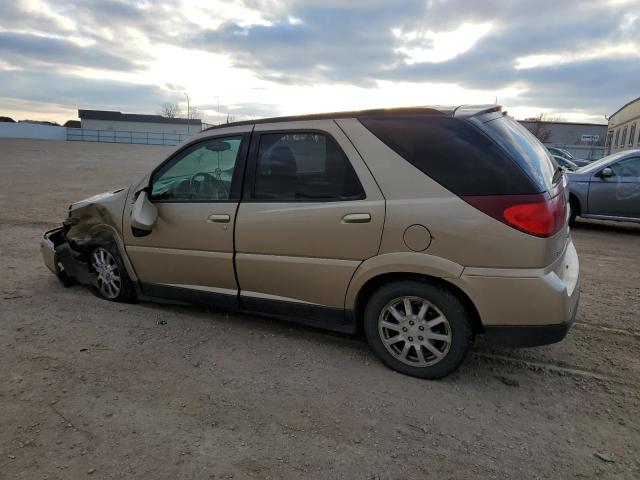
[253,132,365,201]
[359,115,540,195]
[477,116,557,191]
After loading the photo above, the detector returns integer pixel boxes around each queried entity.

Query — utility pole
[184,92,190,134]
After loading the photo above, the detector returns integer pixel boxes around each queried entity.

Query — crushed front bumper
[41,227,96,286]
[41,227,66,274]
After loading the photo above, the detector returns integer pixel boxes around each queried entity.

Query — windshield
[576,150,633,173]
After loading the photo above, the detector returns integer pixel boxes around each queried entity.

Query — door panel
[235,120,385,309]
[236,200,384,259]
[589,157,640,218]
[122,130,251,296]
[235,200,384,307]
[125,202,238,291]
[236,252,361,307]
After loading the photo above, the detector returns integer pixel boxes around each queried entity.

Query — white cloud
[2,0,639,124]
[515,43,640,69]
[394,22,493,64]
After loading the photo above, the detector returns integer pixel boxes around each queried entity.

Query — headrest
[266,146,297,177]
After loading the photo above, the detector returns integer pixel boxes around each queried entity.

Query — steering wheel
[189,171,229,199]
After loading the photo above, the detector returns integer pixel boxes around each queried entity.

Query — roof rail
[203,104,502,132]
[203,106,453,132]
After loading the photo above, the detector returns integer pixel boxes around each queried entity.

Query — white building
[605,96,640,155]
[78,109,202,134]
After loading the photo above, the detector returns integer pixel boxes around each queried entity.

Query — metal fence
[550,144,606,161]
[66,128,193,146]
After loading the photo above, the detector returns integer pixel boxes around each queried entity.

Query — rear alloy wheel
[364,281,473,379]
[378,296,452,367]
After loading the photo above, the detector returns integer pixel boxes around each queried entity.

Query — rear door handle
[207,214,230,223]
[342,213,371,223]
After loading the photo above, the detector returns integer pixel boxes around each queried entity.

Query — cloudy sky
[1,0,639,124]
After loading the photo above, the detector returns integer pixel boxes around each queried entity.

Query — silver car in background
[567,149,640,224]
[547,146,590,167]
[552,155,579,171]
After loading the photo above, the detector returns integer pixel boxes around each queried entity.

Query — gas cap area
[403,224,432,252]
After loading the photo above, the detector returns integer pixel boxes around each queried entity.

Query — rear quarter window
[359,115,541,196]
[475,116,558,192]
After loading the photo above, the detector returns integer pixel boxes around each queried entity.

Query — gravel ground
[1,138,639,479]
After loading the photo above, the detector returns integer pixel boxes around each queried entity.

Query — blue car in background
[566,150,640,224]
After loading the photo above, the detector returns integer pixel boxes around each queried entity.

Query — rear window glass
[359,115,540,195]
[478,116,557,191]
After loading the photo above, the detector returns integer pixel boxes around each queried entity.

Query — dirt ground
[1,138,639,479]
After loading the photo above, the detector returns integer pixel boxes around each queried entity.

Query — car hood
[70,188,127,210]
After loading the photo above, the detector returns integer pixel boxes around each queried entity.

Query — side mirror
[600,167,613,178]
[131,190,158,236]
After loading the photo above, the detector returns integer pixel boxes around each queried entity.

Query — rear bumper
[483,289,579,348]
[450,238,580,347]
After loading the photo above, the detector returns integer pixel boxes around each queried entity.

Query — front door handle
[342,213,371,224]
[207,214,231,223]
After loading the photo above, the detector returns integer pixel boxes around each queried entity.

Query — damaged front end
[40,187,130,289]
[40,226,99,288]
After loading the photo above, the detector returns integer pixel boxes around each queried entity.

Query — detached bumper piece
[40,227,97,287]
[41,228,63,274]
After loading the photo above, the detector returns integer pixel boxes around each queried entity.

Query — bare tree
[526,113,553,143]
[188,106,203,120]
[158,102,182,118]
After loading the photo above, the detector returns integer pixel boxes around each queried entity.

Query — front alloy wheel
[91,247,122,299]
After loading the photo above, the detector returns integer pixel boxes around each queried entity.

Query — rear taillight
[462,188,566,238]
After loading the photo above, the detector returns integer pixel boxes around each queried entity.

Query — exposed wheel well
[77,231,120,262]
[353,273,483,335]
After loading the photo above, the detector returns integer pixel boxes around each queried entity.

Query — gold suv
[41,106,580,378]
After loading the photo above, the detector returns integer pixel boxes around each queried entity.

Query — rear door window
[252,132,365,201]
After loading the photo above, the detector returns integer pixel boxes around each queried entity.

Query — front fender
[65,187,138,281]
[83,225,139,282]
[344,252,464,310]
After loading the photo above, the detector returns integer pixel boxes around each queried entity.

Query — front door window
[151,136,243,201]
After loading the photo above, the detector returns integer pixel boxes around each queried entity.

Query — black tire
[363,280,474,379]
[88,241,135,302]
[569,197,579,225]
